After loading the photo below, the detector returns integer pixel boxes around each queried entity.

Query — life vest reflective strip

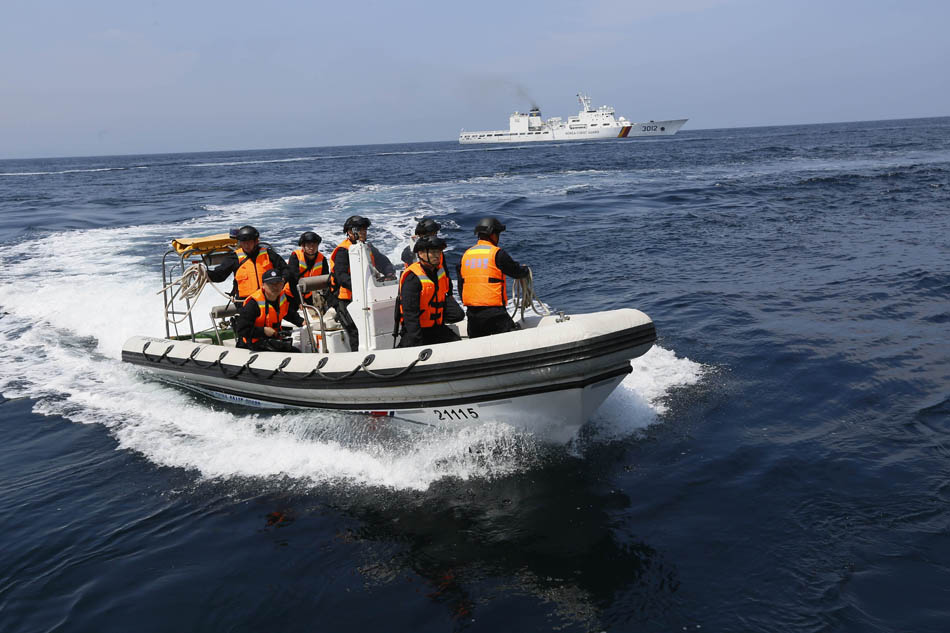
[399,263,449,328]
[460,240,506,307]
[242,285,291,344]
[234,248,274,300]
[329,239,374,301]
[292,249,326,299]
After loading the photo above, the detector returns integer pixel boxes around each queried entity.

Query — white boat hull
[123,309,656,442]
[160,371,628,444]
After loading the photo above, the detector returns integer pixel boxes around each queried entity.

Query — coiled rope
[510,268,552,322]
[158,263,234,324]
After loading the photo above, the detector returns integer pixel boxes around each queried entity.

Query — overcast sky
[2,0,948,159]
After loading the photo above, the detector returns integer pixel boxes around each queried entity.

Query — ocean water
[1,118,948,632]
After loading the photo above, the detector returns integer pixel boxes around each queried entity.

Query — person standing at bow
[234,269,304,352]
[207,225,288,303]
[397,237,461,348]
[457,216,529,338]
[286,231,328,305]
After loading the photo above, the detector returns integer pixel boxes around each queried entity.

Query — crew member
[401,218,442,269]
[287,231,328,305]
[234,269,304,352]
[207,225,288,303]
[397,237,461,348]
[329,215,395,351]
[457,216,529,338]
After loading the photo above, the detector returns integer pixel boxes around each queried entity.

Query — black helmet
[414,218,441,236]
[474,217,505,236]
[343,215,371,233]
[235,225,260,241]
[298,231,321,245]
[413,236,447,254]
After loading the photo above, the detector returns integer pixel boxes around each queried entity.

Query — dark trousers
[333,298,360,351]
[465,306,520,338]
[397,324,461,348]
[242,338,301,353]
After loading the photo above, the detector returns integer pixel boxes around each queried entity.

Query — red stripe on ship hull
[618,126,631,138]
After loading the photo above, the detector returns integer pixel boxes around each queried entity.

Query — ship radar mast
[577,93,593,112]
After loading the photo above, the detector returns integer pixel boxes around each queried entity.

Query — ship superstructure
[459,93,687,144]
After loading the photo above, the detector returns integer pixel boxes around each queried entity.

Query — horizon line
[2,114,948,163]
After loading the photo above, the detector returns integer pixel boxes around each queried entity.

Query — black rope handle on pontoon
[140,343,434,382]
[187,347,225,369]
[360,349,432,379]
[218,353,257,378]
[141,341,175,363]
[311,356,367,382]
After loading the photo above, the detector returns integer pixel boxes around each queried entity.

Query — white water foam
[0,166,148,176]
[587,346,705,443]
[0,193,703,491]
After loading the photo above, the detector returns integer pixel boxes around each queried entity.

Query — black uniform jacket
[399,265,455,348]
[286,251,329,301]
[332,243,396,293]
[207,246,289,299]
[400,245,415,267]
[234,291,305,343]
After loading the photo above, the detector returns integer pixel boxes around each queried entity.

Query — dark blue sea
[1,118,949,632]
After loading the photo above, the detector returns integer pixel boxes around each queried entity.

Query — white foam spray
[0,182,704,491]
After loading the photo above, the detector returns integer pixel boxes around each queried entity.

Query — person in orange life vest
[233,269,304,352]
[456,216,529,338]
[329,215,395,351]
[287,231,328,305]
[401,218,442,269]
[207,225,289,302]
[397,236,462,348]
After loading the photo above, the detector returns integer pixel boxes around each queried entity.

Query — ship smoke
[515,84,540,110]
[460,76,541,110]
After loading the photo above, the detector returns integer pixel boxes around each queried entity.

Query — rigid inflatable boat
[122,235,656,442]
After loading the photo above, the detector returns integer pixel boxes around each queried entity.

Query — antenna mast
[577,93,593,112]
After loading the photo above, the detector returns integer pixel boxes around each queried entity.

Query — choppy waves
[0,202,703,491]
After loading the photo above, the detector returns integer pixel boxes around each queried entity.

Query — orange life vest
[329,239,375,301]
[291,248,326,299]
[459,239,506,307]
[399,263,449,328]
[329,239,353,300]
[241,285,292,344]
[234,248,274,300]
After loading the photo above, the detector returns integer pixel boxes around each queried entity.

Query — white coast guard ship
[459,93,687,144]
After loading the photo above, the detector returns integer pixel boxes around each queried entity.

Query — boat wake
[0,205,704,491]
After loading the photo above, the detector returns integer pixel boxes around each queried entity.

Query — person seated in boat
[401,218,442,269]
[234,269,304,353]
[286,231,328,305]
[457,216,529,338]
[207,225,289,304]
[396,236,462,348]
[329,215,396,351]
